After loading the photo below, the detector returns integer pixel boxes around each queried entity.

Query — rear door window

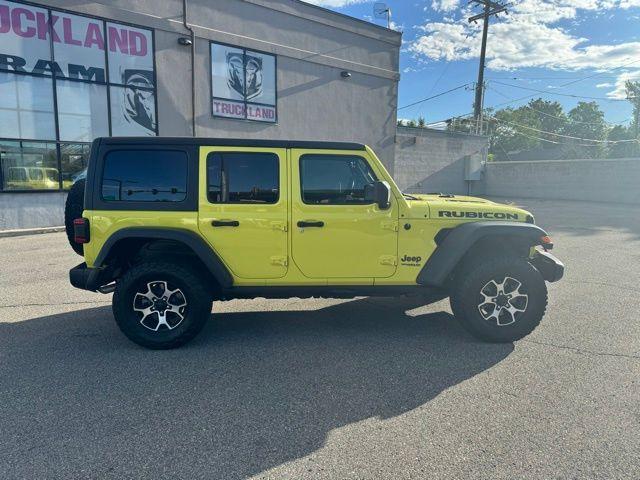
[207,152,279,204]
[101,150,188,202]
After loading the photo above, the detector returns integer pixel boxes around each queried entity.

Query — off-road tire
[113,261,212,349]
[450,256,548,343]
[64,179,85,256]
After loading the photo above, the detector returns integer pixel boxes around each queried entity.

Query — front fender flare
[417,221,549,287]
[94,227,233,288]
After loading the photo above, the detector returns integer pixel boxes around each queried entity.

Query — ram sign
[211,42,277,123]
[0,0,156,137]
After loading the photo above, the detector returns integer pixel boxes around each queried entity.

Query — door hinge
[270,255,288,266]
[379,255,397,266]
[381,221,399,232]
[271,221,288,231]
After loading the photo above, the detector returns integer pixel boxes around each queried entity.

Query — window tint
[101,150,187,202]
[207,152,279,204]
[300,154,377,205]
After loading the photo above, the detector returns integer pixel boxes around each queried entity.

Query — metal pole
[183,0,196,137]
[473,2,490,133]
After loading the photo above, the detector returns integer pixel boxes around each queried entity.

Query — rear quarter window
[101,150,188,202]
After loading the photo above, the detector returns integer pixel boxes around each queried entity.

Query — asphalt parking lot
[1,198,639,479]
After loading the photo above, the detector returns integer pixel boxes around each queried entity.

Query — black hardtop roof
[96,137,366,151]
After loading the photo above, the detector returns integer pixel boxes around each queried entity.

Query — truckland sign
[211,42,277,123]
[0,0,156,136]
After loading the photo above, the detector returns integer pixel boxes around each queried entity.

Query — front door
[198,147,288,279]
[290,149,398,279]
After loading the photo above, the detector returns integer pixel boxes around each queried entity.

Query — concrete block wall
[0,192,67,230]
[394,127,488,194]
[477,158,640,204]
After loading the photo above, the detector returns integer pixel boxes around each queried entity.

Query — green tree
[397,119,404,127]
[527,99,566,147]
[489,105,542,159]
[417,116,426,128]
[607,125,635,158]
[625,80,640,156]
[407,119,417,128]
[564,101,607,158]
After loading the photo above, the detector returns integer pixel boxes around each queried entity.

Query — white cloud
[596,82,614,87]
[606,69,640,98]
[301,0,368,7]
[431,0,460,12]
[411,0,640,71]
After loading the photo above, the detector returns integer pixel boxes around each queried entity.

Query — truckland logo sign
[212,42,276,123]
[0,0,156,136]
[226,52,263,100]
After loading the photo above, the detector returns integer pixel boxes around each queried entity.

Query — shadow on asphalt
[0,297,513,479]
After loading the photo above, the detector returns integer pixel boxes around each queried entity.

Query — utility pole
[469,0,507,134]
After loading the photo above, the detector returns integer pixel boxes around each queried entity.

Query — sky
[302,0,640,126]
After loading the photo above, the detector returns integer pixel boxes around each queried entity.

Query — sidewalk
[0,226,65,238]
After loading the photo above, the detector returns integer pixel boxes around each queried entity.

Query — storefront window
[0,0,157,191]
[57,81,109,142]
[110,85,156,136]
[60,143,90,189]
[0,140,58,190]
[0,73,56,140]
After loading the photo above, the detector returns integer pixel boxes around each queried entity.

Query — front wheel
[450,256,548,343]
[112,261,212,349]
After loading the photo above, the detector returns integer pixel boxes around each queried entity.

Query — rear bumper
[69,262,108,292]
[531,250,564,283]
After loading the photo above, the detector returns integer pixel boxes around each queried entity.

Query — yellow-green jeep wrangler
[67,137,563,349]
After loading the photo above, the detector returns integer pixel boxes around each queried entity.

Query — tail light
[73,218,90,244]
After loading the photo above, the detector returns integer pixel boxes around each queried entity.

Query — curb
[0,226,65,238]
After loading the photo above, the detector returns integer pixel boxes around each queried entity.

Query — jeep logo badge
[400,254,422,266]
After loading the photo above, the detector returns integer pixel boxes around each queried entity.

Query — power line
[397,83,471,111]
[489,116,639,144]
[490,80,626,101]
[484,84,631,126]
[556,58,640,88]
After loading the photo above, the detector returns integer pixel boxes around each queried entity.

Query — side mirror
[364,181,391,210]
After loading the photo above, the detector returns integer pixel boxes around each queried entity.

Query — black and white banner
[211,42,276,123]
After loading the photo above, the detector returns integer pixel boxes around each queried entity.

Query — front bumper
[69,262,110,292]
[530,250,564,282]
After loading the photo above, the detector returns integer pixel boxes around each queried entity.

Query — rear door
[198,146,288,279]
[290,149,398,279]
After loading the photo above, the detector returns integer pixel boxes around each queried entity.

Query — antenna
[373,2,391,29]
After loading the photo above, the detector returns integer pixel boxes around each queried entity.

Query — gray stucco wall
[394,127,488,194]
[41,0,401,167]
[476,158,640,204]
[1,0,401,230]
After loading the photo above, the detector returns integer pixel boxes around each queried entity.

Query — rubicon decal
[438,211,519,220]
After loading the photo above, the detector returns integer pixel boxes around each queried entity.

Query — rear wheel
[113,261,212,349]
[450,256,547,343]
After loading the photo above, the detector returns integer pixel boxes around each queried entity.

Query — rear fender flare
[417,221,549,287]
[94,227,233,288]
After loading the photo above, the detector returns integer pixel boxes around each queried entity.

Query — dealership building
[0,0,401,229]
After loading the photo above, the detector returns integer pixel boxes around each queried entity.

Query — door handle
[211,220,240,227]
[297,220,324,228]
